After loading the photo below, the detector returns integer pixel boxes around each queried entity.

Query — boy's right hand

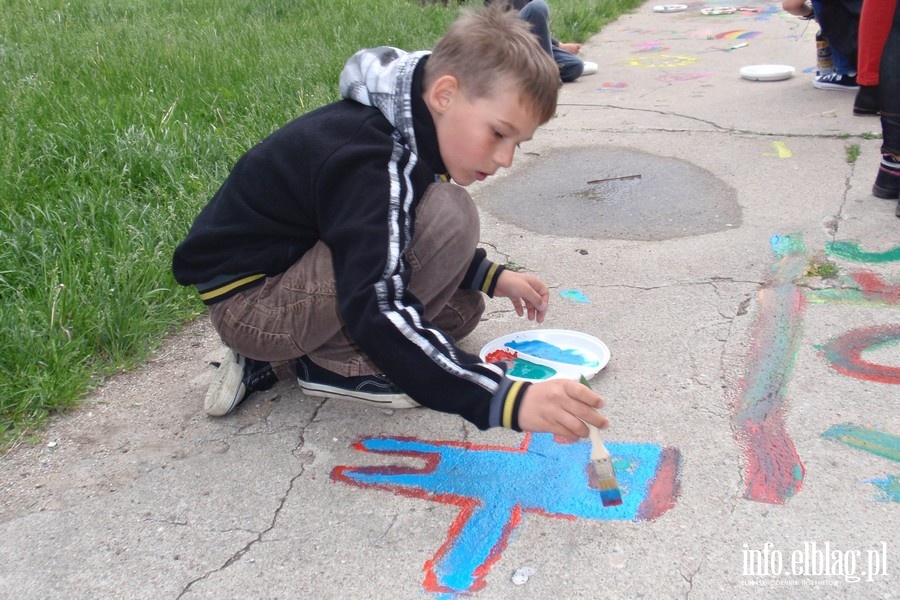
[516,380,608,441]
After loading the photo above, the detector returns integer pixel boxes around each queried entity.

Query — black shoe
[204,350,277,416]
[853,85,879,115]
[813,72,859,91]
[295,355,419,408]
[873,156,900,200]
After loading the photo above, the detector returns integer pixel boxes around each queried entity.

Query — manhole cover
[478,146,740,241]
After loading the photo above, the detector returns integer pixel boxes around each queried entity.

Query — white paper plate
[653,4,688,12]
[479,329,611,382]
[701,6,736,14]
[740,64,795,81]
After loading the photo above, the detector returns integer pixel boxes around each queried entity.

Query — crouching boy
[172,5,607,440]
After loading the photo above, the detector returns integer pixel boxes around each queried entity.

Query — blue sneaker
[295,355,419,408]
[204,350,277,416]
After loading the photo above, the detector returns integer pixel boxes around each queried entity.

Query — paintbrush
[580,375,623,507]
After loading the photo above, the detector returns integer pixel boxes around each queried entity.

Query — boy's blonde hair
[425,5,560,123]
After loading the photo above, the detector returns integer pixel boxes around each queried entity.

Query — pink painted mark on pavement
[731,235,808,504]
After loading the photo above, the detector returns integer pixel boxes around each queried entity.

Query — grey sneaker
[295,355,419,408]
[204,349,277,416]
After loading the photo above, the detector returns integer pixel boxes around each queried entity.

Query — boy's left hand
[495,270,549,323]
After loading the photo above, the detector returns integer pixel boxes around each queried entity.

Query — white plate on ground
[479,329,611,382]
[653,4,688,12]
[740,64,795,81]
[701,6,736,14]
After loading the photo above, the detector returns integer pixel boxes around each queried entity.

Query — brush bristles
[581,377,623,507]
[599,485,623,507]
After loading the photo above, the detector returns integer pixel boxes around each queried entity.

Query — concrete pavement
[1,2,898,598]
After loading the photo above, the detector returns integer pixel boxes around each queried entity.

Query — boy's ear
[426,74,460,114]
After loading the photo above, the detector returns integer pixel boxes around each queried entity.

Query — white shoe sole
[297,378,420,409]
[582,61,598,76]
[812,80,858,92]
[204,350,246,416]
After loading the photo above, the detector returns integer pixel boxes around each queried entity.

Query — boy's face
[428,77,542,186]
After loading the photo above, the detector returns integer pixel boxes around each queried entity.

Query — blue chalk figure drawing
[332,433,680,596]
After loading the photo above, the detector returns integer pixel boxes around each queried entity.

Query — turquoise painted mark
[807,289,871,305]
[864,474,900,502]
[560,289,590,303]
[825,241,900,263]
[505,339,600,367]
[821,423,900,463]
[507,358,556,380]
[770,233,806,260]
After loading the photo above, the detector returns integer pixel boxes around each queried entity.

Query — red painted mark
[822,324,900,385]
[851,271,900,304]
[485,349,518,363]
[638,447,682,520]
[740,417,806,503]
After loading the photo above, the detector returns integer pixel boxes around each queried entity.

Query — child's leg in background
[858,0,896,86]
[552,46,585,82]
[810,0,859,75]
[874,5,900,204]
[517,0,553,54]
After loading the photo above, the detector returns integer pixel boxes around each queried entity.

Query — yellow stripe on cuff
[199,274,265,301]
[480,263,500,294]
[502,381,524,429]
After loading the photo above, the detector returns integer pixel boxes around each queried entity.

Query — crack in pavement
[176,400,325,598]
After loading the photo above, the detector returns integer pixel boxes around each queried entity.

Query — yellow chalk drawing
[626,54,701,68]
[764,141,793,158]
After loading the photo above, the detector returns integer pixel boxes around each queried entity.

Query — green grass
[806,256,840,279]
[1,0,639,448]
[845,143,861,164]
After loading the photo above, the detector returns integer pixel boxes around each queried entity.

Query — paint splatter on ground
[560,289,590,303]
[332,433,680,596]
[807,271,900,306]
[825,241,900,263]
[865,475,900,502]
[821,424,900,463]
[763,141,792,158]
[822,424,900,502]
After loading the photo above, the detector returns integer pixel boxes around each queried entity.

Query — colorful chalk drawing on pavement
[626,54,700,68]
[820,325,900,385]
[632,40,670,53]
[657,71,713,84]
[714,30,762,40]
[826,241,900,263]
[730,234,807,504]
[734,236,899,505]
[805,242,900,306]
[821,424,900,502]
[332,433,680,596]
